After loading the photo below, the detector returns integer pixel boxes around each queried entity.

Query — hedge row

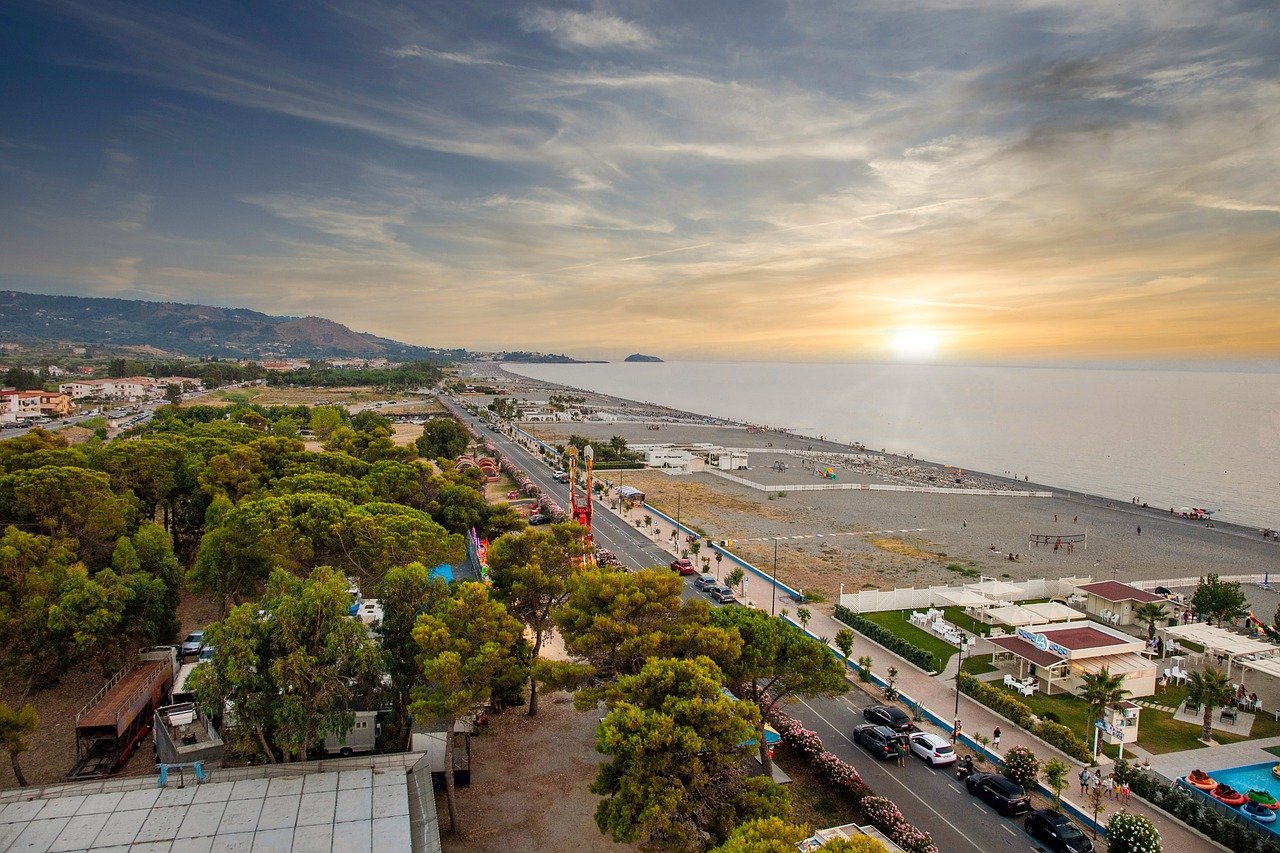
[770,710,938,853]
[1114,760,1280,853]
[955,673,1093,763]
[833,605,938,673]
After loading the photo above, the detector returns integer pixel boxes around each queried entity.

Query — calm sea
[503,362,1280,530]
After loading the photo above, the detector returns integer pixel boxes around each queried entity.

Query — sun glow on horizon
[889,327,943,360]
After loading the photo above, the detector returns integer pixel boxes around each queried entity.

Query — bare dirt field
[532,422,1279,603]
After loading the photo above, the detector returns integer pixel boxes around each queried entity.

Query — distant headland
[624,353,663,363]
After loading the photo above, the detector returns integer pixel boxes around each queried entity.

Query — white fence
[1131,574,1273,591]
[839,576,1094,613]
[706,468,1052,497]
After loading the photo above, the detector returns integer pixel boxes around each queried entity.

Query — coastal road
[454,409,674,572]
[799,690,1044,853]
[456,405,1050,849]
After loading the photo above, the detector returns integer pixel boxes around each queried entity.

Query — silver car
[908,732,957,766]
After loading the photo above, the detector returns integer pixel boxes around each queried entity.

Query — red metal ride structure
[566,445,594,562]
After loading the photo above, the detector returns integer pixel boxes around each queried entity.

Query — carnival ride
[566,445,595,565]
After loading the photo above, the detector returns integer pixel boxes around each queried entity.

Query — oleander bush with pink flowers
[769,711,938,853]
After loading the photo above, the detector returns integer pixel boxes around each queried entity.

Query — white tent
[985,604,1041,627]
[935,588,996,608]
[1161,623,1280,671]
[1023,602,1084,623]
[966,579,1023,599]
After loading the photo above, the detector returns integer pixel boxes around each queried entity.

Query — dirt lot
[0,593,224,789]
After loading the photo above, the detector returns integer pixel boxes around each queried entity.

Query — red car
[506,490,519,500]
[670,558,696,575]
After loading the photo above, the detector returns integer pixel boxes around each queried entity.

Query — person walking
[992,726,1001,750]
[1079,767,1090,794]
[1137,525,1142,535]
[895,737,907,767]
[953,719,963,742]
[1120,780,1131,802]
[1103,773,1116,800]
[1093,768,1103,792]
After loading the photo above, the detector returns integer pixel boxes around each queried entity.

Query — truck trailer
[68,646,178,779]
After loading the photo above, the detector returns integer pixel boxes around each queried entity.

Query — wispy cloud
[520,8,655,50]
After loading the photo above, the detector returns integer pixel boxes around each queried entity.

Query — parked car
[528,514,549,525]
[852,724,902,761]
[711,586,738,605]
[198,645,215,663]
[966,772,1032,816]
[180,630,206,658]
[863,704,912,733]
[553,471,570,483]
[670,558,696,575]
[1024,809,1093,852]
[693,574,718,592]
[907,732,956,766]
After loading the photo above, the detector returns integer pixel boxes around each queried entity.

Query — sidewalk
[604,496,1224,851]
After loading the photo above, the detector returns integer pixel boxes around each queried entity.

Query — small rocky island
[624,353,663,362]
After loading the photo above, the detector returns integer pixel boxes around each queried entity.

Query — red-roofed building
[987,620,1155,697]
[1076,580,1167,627]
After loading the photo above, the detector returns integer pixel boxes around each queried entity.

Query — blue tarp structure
[429,563,454,583]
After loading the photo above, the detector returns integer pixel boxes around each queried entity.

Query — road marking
[1002,825,1017,836]
[796,697,985,852]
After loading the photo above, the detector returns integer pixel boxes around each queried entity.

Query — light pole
[953,638,967,742]
[676,493,681,556]
[771,537,779,616]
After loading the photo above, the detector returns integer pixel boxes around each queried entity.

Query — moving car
[711,586,738,605]
[852,724,901,761]
[965,772,1032,816]
[693,574,718,592]
[553,471,570,483]
[670,558,696,575]
[180,630,206,658]
[863,704,912,733]
[907,732,956,766]
[1024,809,1093,852]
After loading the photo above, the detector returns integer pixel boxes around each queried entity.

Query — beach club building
[1074,580,1168,627]
[987,621,1156,698]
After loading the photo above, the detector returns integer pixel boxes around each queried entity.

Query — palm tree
[1080,668,1130,759]
[1134,601,1170,644]
[1186,667,1235,744]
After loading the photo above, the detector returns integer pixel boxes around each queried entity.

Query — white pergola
[966,579,1023,600]
[935,588,996,608]
[1161,623,1280,673]
[985,604,1042,627]
[1023,601,1085,623]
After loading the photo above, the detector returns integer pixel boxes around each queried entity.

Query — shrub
[835,606,938,673]
[1001,745,1040,789]
[861,796,904,831]
[1106,811,1162,853]
[1040,710,1060,723]
[1032,719,1093,763]
[956,672,1034,727]
[857,655,874,682]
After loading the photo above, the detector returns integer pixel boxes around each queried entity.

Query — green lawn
[961,654,998,676]
[860,610,959,671]
[942,607,991,637]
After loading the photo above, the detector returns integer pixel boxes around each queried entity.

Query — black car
[966,772,1032,816]
[528,514,550,525]
[852,724,902,761]
[1024,809,1093,852]
[863,704,912,733]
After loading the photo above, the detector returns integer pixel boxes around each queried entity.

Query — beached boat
[1212,784,1248,806]
[1272,763,1280,781]
[1187,770,1217,790]
[1247,789,1279,810]
[1244,801,1278,823]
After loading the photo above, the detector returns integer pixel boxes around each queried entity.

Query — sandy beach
[472,365,1279,603]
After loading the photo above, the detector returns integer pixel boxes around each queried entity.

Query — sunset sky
[2,1,1278,363]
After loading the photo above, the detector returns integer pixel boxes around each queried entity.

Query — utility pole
[953,639,967,742]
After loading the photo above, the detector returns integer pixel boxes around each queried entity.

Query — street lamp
[953,638,968,742]
[676,493,681,556]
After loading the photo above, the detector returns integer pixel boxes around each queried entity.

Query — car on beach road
[1024,809,1093,852]
[671,558,696,575]
[553,471,570,483]
[852,724,902,761]
[710,586,738,605]
[907,732,956,766]
[863,704,912,733]
[528,514,549,525]
[694,574,718,592]
[965,772,1032,816]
